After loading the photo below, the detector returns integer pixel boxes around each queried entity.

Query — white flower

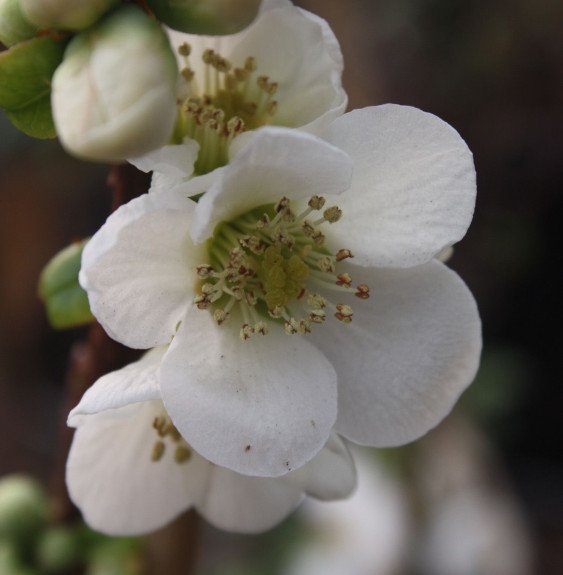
[67,349,356,536]
[80,105,481,478]
[51,5,178,162]
[131,0,346,178]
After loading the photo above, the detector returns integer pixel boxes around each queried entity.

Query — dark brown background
[0,0,561,572]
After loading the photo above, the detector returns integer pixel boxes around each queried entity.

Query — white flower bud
[0,0,37,46]
[51,5,178,162]
[20,0,118,31]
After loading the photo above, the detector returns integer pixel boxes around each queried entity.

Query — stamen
[335,249,354,261]
[335,304,354,323]
[355,284,370,299]
[174,446,192,464]
[196,196,369,338]
[151,441,165,462]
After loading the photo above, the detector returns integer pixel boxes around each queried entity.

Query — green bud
[146,0,262,35]
[0,542,39,575]
[0,35,65,138]
[20,0,118,31]
[37,527,82,572]
[0,0,37,47]
[0,475,48,542]
[38,239,94,330]
[87,539,142,575]
[51,5,178,162]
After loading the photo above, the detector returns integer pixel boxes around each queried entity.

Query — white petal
[310,260,481,447]
[80,192,205,349]
[67,400,198,536]
[192,465,303,534]
[191,127,352,243]
[160,306,338,477]
[67,348,165,427]
[323,105,476,267]
[129,137,199,179]
[291,434,357,501]
[227,5,346,133]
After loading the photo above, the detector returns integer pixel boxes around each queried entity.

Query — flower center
[151,414,192,465]
[194,196,370,340]
[176,43,279,175]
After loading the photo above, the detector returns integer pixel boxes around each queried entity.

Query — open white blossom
[131,0,346,179]
[67,349,356,535]
[80,106,481,478]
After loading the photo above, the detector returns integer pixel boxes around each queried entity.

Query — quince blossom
[131,0,346,179]
[67,349,356,535]
[80,106,481,478]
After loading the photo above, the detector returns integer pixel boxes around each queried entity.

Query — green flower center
[176,43,279,175]
[195,196,370,340]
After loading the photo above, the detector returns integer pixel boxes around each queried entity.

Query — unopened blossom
[81,106,481,478]
[20,0,118,30]
[51,5,177,162]
[67,349,356,535]
[147,0,262,35]
[0,0,36,46]
[131,0,346,179]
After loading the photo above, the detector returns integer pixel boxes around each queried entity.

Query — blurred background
[0,0,561,573]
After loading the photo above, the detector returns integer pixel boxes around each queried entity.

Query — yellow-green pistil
[194,196,370,341]
[176,43,279,175]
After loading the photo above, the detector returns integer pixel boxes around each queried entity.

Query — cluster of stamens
[177,43,279,174]
[194,196,370,341]
[151,415,192,465]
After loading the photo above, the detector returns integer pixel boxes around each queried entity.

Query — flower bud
[20,0,118,31]
[0,475,48,542]
[37,527,82,572]
[0,0,37,47]
[146,0,262,35]
[51,5,178,162]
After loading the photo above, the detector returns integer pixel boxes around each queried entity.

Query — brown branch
[144,511,203,575]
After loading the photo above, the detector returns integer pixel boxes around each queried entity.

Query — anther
[214,309,230,325]
[336,273,352,287]
[240,324,254,340]
[309,309,326,323]
[196,264,215,278]
[151,441,165,462]
[255,322,268,335]
[174,446,192,464]
[307,293,327,309]
[181,67,195,82]
[317,256,335,272]
[245,56,257,71]
[308,196,326,210]
[335,249,354,261]
[335,304,353,323]
[323,206,343,223]
[178,43,191,57]
[355,284,370,299]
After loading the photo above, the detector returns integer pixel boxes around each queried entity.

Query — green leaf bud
[20,0,119,31]
[146,0,262,35]
[37,527,83,572]
[0,0,37,47]
[38,239,94,330]
[51,5,178,162]
[0,475,48,542]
